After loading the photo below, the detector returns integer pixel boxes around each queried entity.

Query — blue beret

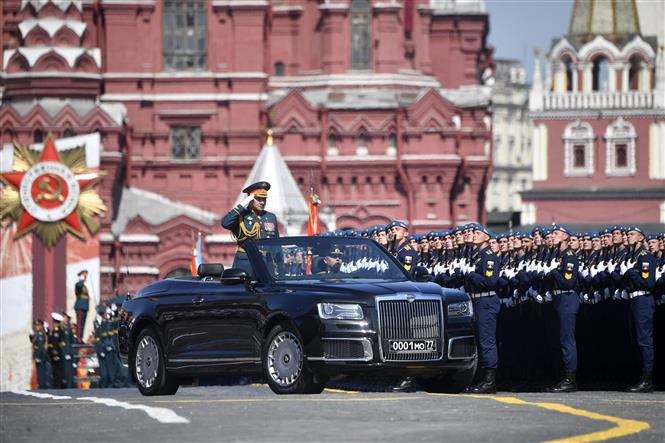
[392,220,408,230]
[627,226,645,236]
[551,224,571,235]
[476,225,491,237]
[646,233,658,241]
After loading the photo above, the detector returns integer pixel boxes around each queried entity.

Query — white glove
[607,262,616,273]
[506,298,515,308]
[550,259,557,268]
[467,265,476,274]
[240,195,254,208]
[535,294,544,304]
[620,262,629,274]
[580,267,588,278]
[65,354,71,361]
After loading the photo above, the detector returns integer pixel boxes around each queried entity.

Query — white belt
[552,290,574,296]
[470,291,496,299]
[629,291,648,299]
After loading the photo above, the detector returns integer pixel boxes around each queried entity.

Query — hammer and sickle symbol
[35,174,65,203]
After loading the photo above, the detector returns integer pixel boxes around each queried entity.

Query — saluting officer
[390,221,418,273]
[546,225,581,393]
[623,227,657,392]
[463,225,500,394]
[222,181,280,274]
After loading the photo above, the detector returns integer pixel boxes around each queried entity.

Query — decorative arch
[53,26,82,47]
[33,51,71,71]
[620,35,656,62]
[5,52,30,73]
[577,35,621,62]
[550,37,578,62]
[23,26,50,46]
[604,117,636,176]
[563,120,595,177]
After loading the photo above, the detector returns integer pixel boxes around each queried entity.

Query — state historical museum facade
[1,0,493,295]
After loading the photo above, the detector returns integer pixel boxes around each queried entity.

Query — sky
[485,0,574,81]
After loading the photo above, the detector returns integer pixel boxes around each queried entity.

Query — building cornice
[530,109,665,119]
[102,71,268,80]
[100,92,268,102]
[521,188,665,201]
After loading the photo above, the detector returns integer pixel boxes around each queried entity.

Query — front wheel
[263,324,324,394]
[133,327,179,396]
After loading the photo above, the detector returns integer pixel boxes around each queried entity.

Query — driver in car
[318,245,344,274]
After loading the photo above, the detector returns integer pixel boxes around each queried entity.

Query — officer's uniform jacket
[74,280,89,311]
[623,245,657,293]
[32,330,48,363]
[394,241,418,272]
[548,247,580,292]
[464,246,499,293]
[222,205,280,251]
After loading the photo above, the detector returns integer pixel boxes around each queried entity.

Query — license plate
[388,339,437,353]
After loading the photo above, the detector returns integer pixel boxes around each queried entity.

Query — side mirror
[412,266,431,282]
[222,268,250,285]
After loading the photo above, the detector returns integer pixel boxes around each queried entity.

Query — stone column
[622,63,630,91]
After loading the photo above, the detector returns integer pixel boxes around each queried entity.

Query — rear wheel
[133,327,179,396]
[263,324,324,394]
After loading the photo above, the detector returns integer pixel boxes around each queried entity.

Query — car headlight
[317,303,364,320]
[447,301,473,317]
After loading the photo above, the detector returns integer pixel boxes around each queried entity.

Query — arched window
[563,120,594,177]
[604,117,636,176]
[562,56,573,92]
[592,56,609,91]
[357,133,368,155]
[63,127,75,138]
[34,129,44,143]
[628,56,642,91]
[274,62,285,77]
[387,133,397,155]
[165,268,191,278]
[351,0,371,70]
[327,133,338,155]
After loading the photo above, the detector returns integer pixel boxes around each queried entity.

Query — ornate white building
[523,0,665,226]
[486,59,531,229]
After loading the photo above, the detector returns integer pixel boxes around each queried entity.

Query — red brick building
[1,0,494,295]
[523,0,665,226]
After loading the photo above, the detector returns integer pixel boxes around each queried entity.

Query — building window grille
[163,0,207,71]
[171,126,201,160]
[351,0,371,70]
[563,120,594,177]
[604,117,636,176]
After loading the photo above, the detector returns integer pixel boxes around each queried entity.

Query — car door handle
[192,296,204,304]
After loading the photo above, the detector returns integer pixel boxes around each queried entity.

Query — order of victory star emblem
[0,134,106,248]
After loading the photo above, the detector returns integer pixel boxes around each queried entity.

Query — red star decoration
[0,135,97,238]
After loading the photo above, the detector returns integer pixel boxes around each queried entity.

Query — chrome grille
[376,295,443,362]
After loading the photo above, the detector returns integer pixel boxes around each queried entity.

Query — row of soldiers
[29,297,131,389]
[327,222,663,394]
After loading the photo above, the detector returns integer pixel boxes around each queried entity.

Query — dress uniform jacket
[222,204,280,273]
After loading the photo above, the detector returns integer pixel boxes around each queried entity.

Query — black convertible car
[118,237,476,395]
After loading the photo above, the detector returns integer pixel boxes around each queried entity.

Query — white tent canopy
[234,140,309,236]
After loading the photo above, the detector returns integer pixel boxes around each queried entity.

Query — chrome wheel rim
[267,332,303,388]
[135,335,159,389]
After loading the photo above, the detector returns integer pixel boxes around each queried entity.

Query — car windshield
[251,237,408,281]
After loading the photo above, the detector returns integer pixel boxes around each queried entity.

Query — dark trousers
[630,295,655,371]
[76,309,87,343]
[474,295,501,369]
[553,291,580,371]
[63,356,75,388]
[36,361,52,389]
[51,359,64,389]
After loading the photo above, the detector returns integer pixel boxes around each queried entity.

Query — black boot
[392,377,417,393]
[549,370,577,393]
[470,368,496,394]
[626,371,653,393]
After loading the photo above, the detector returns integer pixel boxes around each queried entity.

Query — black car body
[119,237,476,395]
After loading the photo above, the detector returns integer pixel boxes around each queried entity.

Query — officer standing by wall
[48,312,65,389]
[30,319,51,389]
[222,181,280,274]
[546,225,581,393]
[74,270,90,343]
[61,313,75,388]
[463,225,500,394]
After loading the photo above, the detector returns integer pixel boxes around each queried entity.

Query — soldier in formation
[326,223,664,393]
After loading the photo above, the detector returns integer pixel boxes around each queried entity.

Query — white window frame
[563,120,594,177]
[605,117,636,176]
